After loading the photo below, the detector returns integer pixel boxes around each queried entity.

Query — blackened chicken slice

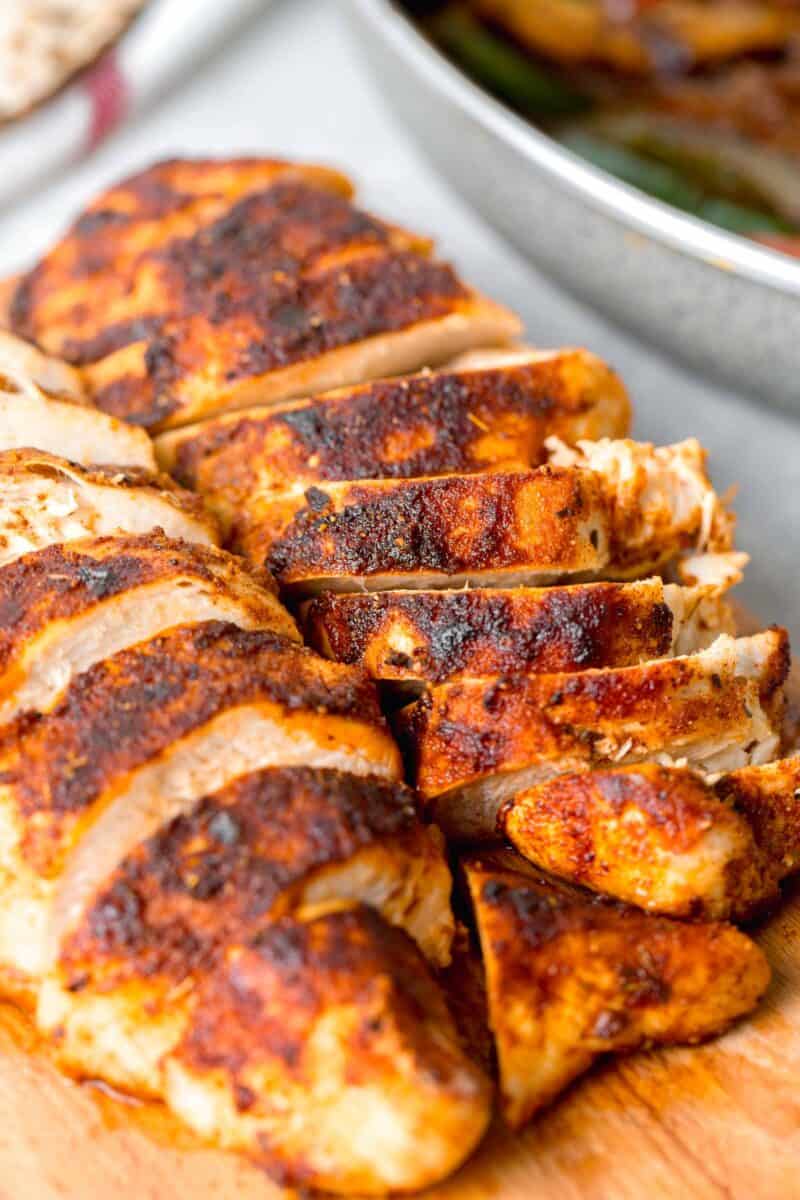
[462,850,770,1130]
[0,622,399,993]
[154,345,630,535]
[0,532,298,726]
[10,158,519,432]
[260,468,613,594]
[501,764,753,920]
[303,577,732,688]
[251,436,732,593]
[398,629,789,837]
[500,760,800,919]
[164,907,491,1194]
[39,766,455,1093]
[0,448,218,566]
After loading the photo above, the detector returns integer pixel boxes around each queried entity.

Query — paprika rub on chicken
[7,157,520,432]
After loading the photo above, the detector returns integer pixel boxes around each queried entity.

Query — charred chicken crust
[0,152,793,1196]
[0,532,293,677]
[10,160,518,432]
[56,766,453,989]
[302,578,717,685]
[0,622,391,876]
[0,533,299,726]
[399,630,789,829]
[247,435,732,592]
[463,851,770,1129]
[165,906,492,1194]
[717,755,800,876]
[263,468,610,592]
[8,158,354,338]
[500,762,773,919]
[154,347,630,529]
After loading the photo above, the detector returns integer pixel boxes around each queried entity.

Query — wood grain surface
[0,607,797,1200]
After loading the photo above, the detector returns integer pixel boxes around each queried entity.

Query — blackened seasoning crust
[9,159,516,432]
[0,622,386,872]
[304,581,674,683]
[161,349,629,507]
[262,469,609,587]
[58,767,420,988]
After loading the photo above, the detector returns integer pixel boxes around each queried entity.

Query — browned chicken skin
[55,767,453,985]
[34,769,483,1195]
[263,467,613,594]
[4,159,354,345]
[463,850,771,1129]
[8,159,354,303]
[236,436,732,593]
[0,621,400,991]
[39,767,455,1092]
[716,754,800,874]
[8,159,519,432]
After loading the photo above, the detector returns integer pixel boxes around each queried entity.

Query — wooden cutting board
[0,609,797,1200]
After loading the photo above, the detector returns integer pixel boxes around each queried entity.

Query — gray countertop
[1,0,797,644]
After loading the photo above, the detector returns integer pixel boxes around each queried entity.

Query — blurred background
[0,0,797,644]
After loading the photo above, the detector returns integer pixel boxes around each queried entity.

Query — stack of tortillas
[0,1,146,123]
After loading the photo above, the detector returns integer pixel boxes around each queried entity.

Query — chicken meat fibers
[0,154,794,1193]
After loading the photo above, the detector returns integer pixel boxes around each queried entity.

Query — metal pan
[348,0,800,414]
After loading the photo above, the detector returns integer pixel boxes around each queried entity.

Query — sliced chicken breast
[252,436,731,592]
[398,629,789,837]
[0,622,399,991]
[547,436,734,572]
[7,158,354,336]
[303,578,733,687]
[10,160,520,432]
[0,330,155,469]
[716,755,800,880]
[261,468,613,593]
[0,327,85,400]
[39,766,454,1092]
[463,851,770,1130]
[164,908,492,1194]
[470,0,800,73]
[501,756,800,919]
[0,449,217,566]
[500,763,767,919]
[0,533,298,726]
[154,346,630,534]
